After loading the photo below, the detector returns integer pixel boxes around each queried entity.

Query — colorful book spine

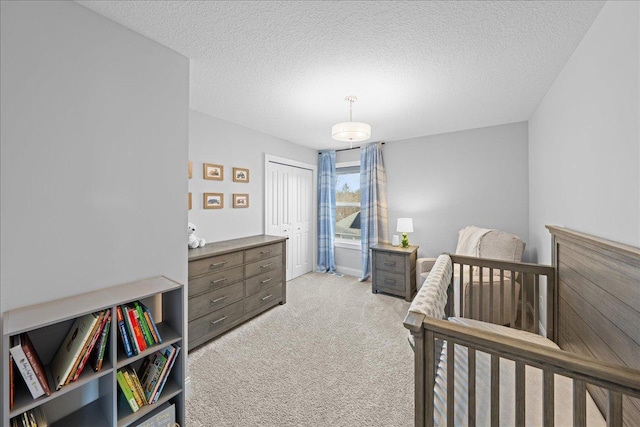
[20,333,51,396]
[10,335,45,399]
[65,311,105,385]
[124,305,147,353]
[141,302,162,344]
[134,302,155,347]
[71,309,110,382]
[116,306,135,357]
[151,344,181,404]
[123,369,145,408]
[117,370,140,413]
[141,350,169,402]
[128,366,148,406]
[91,317,111,371]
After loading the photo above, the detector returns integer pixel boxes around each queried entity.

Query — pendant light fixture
[331,96,371,145]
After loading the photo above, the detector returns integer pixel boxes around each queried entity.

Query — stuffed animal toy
[188,223,205,249]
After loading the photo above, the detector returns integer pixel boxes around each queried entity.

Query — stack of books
[10,407,47,427]
[116,301,163,358]
[117,344,181,413]
[49,309,112,391]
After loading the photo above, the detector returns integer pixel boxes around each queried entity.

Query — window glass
[335,166,361,241]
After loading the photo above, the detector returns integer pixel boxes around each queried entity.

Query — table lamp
[396,218,414,248]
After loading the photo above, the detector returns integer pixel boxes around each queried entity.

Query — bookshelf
[2,276,185,427]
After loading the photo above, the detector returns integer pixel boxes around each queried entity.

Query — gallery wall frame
[204,163,224,181]
[203,192,224,209]
[233,167,249,183]
[233,193,249,208]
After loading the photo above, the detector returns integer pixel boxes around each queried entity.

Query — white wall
[189,110,317,243]
[0,0,189,399]
[385,122,530,259]
[529,0,640,265]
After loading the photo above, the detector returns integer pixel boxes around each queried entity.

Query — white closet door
[266,161,313,281]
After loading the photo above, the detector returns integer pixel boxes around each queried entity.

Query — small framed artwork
[204,193,224,209]
[188,192,192,210]
[233,167,250,183]
[233,193,249,208]
[188,161,193,179]
[204,163,224,181]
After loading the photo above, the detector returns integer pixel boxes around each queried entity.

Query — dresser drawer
[373,270,405,292]
[245,242,283,263]
[188,266,243,297]
[374,251,406,274]
[245,268,283,297]
[189,251,244,279]
[188,282,244,320]
[188,300,244,342]
[245,255,282,278]
[245,283,283,314]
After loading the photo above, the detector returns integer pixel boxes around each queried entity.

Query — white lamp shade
[331,121,371,142]
[396,218,414,233]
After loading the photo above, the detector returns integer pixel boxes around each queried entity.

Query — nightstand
[371,243,419,301]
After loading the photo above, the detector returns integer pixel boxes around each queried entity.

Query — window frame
[335,161,362,249]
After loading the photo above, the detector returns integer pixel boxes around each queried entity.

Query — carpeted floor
[186,272,414,426]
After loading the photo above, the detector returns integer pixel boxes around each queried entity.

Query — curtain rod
[318,142,385,154]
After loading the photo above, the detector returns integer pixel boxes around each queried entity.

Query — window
[335,164,361,242]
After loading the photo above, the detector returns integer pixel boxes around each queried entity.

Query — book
[150,344,181,404]
[50,312,100,390]
[9,335,45,399]
[10,407,48,427]
[123,305,147,353]
[133,402,175,427]
[117,370,140,413]
[140,302,162,344]
[70,309,110,382]
[134,301,155,347]
[90,315,111,371]
[19,333,51,396]
[140,348,171,402]
[65,310,106,385]
[116,306,135,357]
[123,368,145,408]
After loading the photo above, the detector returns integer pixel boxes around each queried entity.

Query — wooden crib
[404,226,640,426]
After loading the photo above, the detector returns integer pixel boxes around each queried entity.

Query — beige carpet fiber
[186,272,414,426]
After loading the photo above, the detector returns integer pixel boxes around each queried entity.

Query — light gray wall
[529,0,640,266]
[385,122,530,259]
[0,0,189,398]
[189,110,317,243]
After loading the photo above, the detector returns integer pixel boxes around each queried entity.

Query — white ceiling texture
[78,1,605,150]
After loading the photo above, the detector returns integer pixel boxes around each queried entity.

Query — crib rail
[448,254,556,341]
[418,317,640,427]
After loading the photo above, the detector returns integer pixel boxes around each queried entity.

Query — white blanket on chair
[456,225,492,257]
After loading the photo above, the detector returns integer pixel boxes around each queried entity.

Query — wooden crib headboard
[547,226,640,425]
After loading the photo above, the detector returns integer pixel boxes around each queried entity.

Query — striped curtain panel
[317,150,337,273]
[359,143,389,281]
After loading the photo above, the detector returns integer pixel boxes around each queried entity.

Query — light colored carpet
[186,272,414,426]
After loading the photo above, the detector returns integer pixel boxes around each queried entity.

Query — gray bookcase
[2,276,185,427]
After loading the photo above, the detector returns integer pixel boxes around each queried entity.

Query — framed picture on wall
[233,193,249,208]
[188,161,193,179]
[233,167,249,183]
[203,193,224,209]
[204,163,224,180]
[188,192,192,210]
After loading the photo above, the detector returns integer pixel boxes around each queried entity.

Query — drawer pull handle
[261,294,273,301]
[384,261,397,267]
[211,316,227,325]
[384,279,397,285]
[211,277,227,285]
[260,250,272,255]
[260,263,273,269]
[211,296,228,304]
[209,261,227,269]
[261,278,273,284]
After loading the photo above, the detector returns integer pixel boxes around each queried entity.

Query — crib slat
[500,271,505,325]
[489,269,494,324]
[425,330,435,427]
[533,275,539,334]
[515,361,525,426]
[491,354,500,427]
[607,390,622,427]
[521,273,527,331]
[573,379,586,427]
[478,267,484,321]
[543,369,554,427]
[468,348,476,427]
[447,341,455,426]
[459,264,464,318]
[511,270,517,327]
[469,264,474,319]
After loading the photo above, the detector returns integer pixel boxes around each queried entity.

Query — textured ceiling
[77,1,605,149]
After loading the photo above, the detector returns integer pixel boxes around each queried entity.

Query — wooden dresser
[187,235,287,350]
[370,243,418,301]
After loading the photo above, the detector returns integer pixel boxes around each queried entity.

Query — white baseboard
[336,265,361,278]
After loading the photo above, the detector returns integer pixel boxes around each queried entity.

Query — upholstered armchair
[416,227,526,325]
